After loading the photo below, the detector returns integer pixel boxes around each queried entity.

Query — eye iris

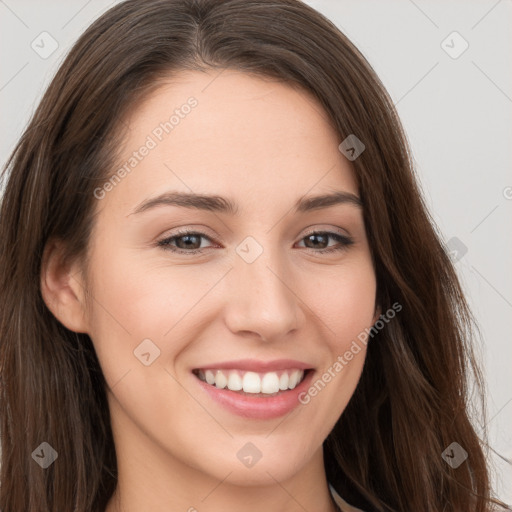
[176,234,201,250]
[306,233,328,249]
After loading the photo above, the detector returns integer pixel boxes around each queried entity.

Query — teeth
[279,372,289,390]
[243,372,261,393]
[196,369,306,394]
[228,371,243,391]
[214,370,227,389]
[205,370,215,385]
[261,372,280,394]
[288,369,300,389]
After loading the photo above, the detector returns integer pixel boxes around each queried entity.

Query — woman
[0,1,507,511]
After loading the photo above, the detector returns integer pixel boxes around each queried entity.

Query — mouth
[192,367,311,397]
[191,360,315,419]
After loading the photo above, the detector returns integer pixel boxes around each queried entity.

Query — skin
[41,69,378,512]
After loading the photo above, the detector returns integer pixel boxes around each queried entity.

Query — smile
[192,360,315,419]
[193,368,308,396]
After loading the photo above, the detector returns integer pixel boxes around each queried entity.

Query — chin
[190,440,314,486]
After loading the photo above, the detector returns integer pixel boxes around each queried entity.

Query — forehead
[101,69,358,216]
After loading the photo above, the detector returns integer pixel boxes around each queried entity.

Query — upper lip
[193,359,314,372]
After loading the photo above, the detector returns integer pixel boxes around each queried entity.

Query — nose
[223,241,303,343]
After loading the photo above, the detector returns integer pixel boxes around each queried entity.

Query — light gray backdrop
[1,0,511,503]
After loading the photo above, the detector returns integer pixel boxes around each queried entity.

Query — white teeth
[205,370,215,385]
[214,370,227,389]
[288,369,300,389]
[196,368,307,394]
[279,372,289,390]
[242,371,261,393]
[227,371,243,391]
[261,372,280,394]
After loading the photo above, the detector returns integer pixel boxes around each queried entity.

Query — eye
[156,229,354,255]
[296,231,354,254]
[157,230,214,254]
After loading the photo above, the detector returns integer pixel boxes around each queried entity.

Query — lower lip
[194,370,315,420]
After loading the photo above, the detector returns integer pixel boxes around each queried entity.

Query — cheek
[84,247,236,393]
[295,264,375,427]
[303,258,377,344]
[86,242,197,339]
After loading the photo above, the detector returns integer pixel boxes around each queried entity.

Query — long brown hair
[0,1,507,511]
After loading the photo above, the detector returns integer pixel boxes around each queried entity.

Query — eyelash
[156,229,354,255]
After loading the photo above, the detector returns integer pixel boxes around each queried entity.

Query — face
[69,70,378,486]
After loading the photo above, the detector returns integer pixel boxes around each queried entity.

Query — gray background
[1,0,511,503]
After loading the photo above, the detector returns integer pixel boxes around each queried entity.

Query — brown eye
[297,232,354,254]
[157,231,213,254]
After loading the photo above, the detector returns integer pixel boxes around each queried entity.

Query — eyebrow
[129,190,362,216]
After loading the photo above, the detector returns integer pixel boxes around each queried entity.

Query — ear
[40,238,89,334]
